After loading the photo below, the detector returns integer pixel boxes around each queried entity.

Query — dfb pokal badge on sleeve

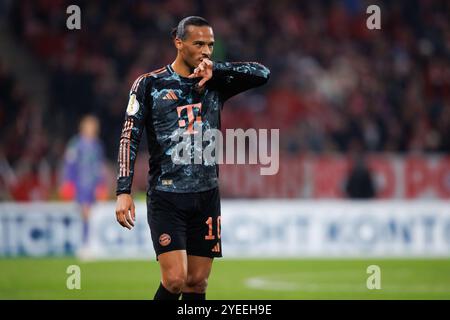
[126,94,140,116]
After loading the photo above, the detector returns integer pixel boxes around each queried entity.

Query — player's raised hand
[115,193,135,230]
[188,58,213,88]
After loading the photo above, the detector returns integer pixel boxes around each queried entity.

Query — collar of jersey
[167,64,197,82]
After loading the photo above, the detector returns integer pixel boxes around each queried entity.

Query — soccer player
[61,115,106,257]
[115,16,270,300]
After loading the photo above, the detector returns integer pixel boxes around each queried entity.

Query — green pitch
[0,258,449,299]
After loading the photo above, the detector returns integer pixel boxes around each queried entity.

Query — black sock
[154,283,181,300]
[181,292,206,300]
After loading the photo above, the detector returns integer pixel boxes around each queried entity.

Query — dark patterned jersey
[116,62,270,195]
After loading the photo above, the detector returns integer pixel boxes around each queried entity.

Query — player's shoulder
[130,66,170,92]
[68,135,81,147]
[65,135,81,157]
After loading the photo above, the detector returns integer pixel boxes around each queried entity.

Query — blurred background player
[61,115,107,256]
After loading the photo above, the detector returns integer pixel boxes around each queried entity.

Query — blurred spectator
[345,155,376,199]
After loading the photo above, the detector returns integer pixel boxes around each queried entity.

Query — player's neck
[171,58,192,78]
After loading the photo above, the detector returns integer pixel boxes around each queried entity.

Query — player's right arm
[59,138,78,200]
[115,193,135,229]
[115,75,150,229]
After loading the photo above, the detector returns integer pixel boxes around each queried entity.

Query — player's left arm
[211,61,270,101]
[189,59,270,101]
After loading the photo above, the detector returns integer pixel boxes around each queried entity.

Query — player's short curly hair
[171,16,210,40]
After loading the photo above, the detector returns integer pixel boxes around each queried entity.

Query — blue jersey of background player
[115,16,270,300]
[62,115,105,247]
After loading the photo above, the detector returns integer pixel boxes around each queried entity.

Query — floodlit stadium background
[1,0,449,299]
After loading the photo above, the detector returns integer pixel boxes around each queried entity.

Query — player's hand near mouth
[188,57,213,88]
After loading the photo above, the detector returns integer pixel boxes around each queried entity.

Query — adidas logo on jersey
[162,90,178,100]
[211,243,221,253]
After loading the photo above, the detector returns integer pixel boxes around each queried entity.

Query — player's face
[80,117,99,139]
[177,25,214,69]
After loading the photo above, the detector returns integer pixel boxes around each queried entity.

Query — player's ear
[174,38,183,50]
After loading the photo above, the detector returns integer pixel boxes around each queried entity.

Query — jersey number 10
[205,216,221,240]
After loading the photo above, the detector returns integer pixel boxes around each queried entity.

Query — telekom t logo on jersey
[177,103,202,134]
[171,102,280,176]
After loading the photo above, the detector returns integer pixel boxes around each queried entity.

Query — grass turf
[0,258,449,299]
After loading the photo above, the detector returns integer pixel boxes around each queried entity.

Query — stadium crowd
[1,0,449,200]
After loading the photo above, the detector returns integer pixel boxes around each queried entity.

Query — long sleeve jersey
[116,61,270,196]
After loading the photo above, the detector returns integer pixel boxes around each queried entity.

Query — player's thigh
[187,255,214,281]
[158,249,188,281]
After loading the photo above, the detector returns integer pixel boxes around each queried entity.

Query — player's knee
[186,275,208,293]
[164,274,187,293]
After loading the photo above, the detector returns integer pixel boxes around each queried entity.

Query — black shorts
[147,187,222,259]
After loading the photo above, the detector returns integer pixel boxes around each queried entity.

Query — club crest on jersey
[159,234,171,246]
[126,93,140,116]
